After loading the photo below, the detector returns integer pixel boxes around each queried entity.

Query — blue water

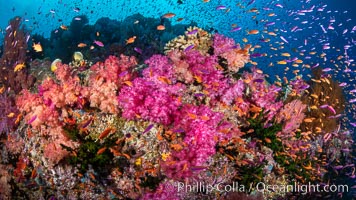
[1,0,355,77]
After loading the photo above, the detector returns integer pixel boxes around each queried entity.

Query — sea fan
[0,92,19,135]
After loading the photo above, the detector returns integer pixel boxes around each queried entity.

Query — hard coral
[164,26,212,55]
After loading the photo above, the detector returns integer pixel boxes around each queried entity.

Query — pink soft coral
[242,68,283,122]
[118,78,185,125]
[142,181,181,200]
[142,54,176,83]
[87,55,137,113]
[221,79,245,105]
[213,34,250,72]
[276,99,307,134]
[89,55,137,85]
[43,126,77,166]
[118,54,186,125]
[162,105,229,180]
[221,49,250,72]
[183,50,230,99]
[168,50,194,83]
[16,90,60,128]
[213,34,236,55]
[86,78,119,113]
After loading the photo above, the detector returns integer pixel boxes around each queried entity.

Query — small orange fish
[283,77,289,84]
[250,105,262,113]
[156,131,164,141]
[31,168,37,179]
[33,42,43,52]
[176,18,184,22]
[15,114,22,125]
[7,113,15,118]
[89,172,96,180]
[264,138,272,143]
[109,147,120,157]
[187,112,198,119]
[215,64,224,71]
[126,36,136,44]
[60,25,68,30]
[98,127,114,140]
[310,94,318,99]
[247,129,254,134]
[0,86,4,94]
[157,25,165,31]
[97,147,107,155]
[248,30,259,34]
[115,137,126,146]
[171,144,183,151]
[225,154,235,161]
[268,31,277,36]
[303,162,313,170]
[249,8,259,13]
[162,13,176,19]
[122,153,131,160]
[14,63,26,72]
[124,81,133,87]
[304,118,314,123]
[194,75,202,83]
[77,43,87,48]
[311,79,321,83]
[176,96,182,104]
[64,117,76,125]
[201,115,210,121]
[157,76,172,84]
[219,129,230,134]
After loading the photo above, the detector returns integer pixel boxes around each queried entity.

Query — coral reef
[0,22,354,200]
[164,26,212,55]
[0,17,35,94]
[300,67,346,134]
[0,91,20,135]
[38,14,194,64]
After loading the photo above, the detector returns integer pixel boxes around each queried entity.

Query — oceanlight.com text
[177,181,349,195]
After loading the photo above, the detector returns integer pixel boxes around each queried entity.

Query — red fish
[98,127,114,140]
[162,13,176,19]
